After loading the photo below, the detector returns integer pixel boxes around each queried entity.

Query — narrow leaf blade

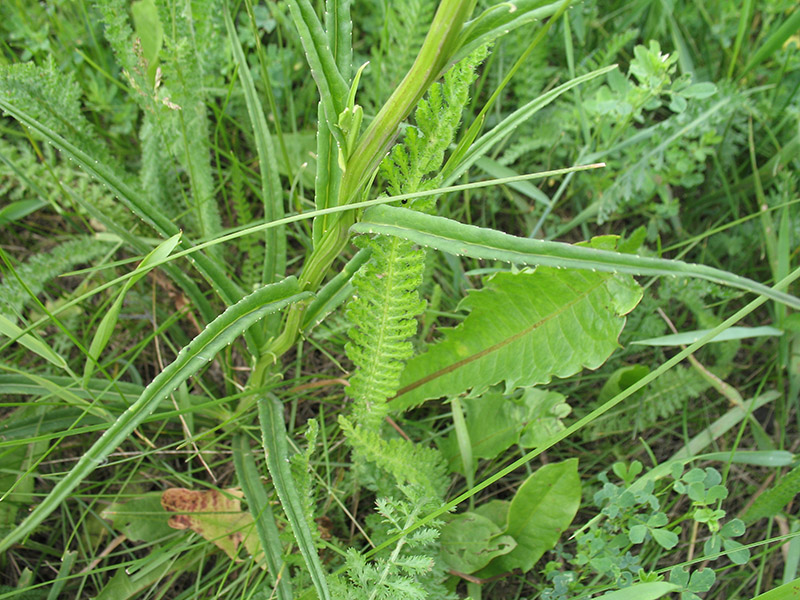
[0,278,311,554]
[353,205,800,310]
[84,233,182,381]
[0,315,67,369]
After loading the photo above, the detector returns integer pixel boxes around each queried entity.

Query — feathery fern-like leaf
[338,416,448,501]
[587,365,712,438]
[0,237,110,319]
[155,0,223,247]
[329,491,451,600]
[345,48,487,428]
[743,463,800,524]
[364,0,436,109]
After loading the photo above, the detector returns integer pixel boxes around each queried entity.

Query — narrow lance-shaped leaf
[0,98,257,345]
[259,395,331,600]
[454,0,567,62]
[224,4,286,336]
[325,0,353,82]
[392,241,642,410]
[232,435,293,600]
[312,101,344,246]
[83,233,182,383]
[0,277,312,554]
[353,205,800,311]
[0,315,67,370]
[284,0,349,137]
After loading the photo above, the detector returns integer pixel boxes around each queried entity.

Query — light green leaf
[681,81,717,98]
[464,392,521,460]
[517,388,571,448]
[598,365,650,402]
[748,576,800,600]
[84,233,182,382]
[441,512,516,573]
[393,255,642,410]
[0,315,67,369]
[473,499,510,530]
[353,204,800,311]
[0,199,47,226]
[633,326,783,346]
[0,277,311,554]
[492,458,581,573]
[455,0,566,62]
[594,582,681,600]
[650,527,679,549]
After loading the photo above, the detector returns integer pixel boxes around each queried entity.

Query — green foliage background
[0,0,799,599]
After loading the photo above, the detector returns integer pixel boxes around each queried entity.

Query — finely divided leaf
[392,248,642,410]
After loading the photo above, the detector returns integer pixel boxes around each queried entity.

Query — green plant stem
[251,0,479,380]
[339,0,477,205]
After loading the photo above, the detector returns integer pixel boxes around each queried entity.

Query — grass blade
[353,204,800,310]
[83,233,182,382]
[0,99,254,334]
[259,394,331,600]
[738,8,800,80]
[455,0,566,61]
[233,434,292,600]
[443,65,617,184]
[0,277,312,554]
[224,3,286,330]
[284,0,349,135]
[0,315,67,370]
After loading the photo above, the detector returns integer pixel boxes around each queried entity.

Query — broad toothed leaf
[392,240,642,410]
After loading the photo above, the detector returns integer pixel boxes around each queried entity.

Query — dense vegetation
[1,0,799,598]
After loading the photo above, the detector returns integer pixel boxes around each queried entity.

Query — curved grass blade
[0,98,257,345]
[353,204,800,310]
[284,0,349,136]
[259,394,331,600]
[83,233,182,383]
[738,9,800,80]
[442,65,617,184]
[233,434,292,600]
[0,315,67,370]
[632,326,784,347]
[0,277,312,554]
[455,0,566,62]
[224,5,285,293]
[0,368,111,421]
